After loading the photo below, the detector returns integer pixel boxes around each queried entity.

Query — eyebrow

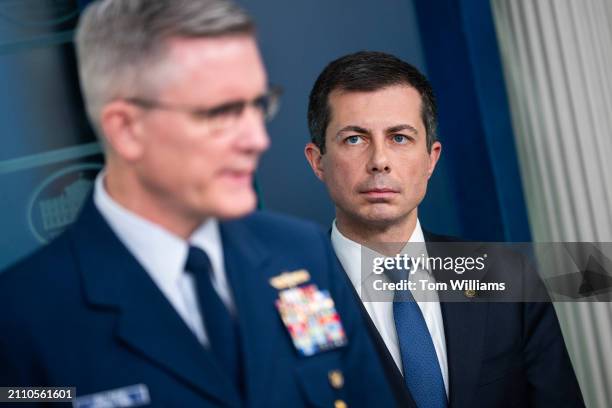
[336,125,371,137]
[335,123,419,139]
[386,124,419,135]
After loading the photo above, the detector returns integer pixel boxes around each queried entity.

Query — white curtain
[490,0,612,406]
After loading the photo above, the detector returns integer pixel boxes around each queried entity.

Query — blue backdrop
[245,0,531,242]
[0,0,530,271]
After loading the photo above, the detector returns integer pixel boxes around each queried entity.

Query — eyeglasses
[123,85,282,133]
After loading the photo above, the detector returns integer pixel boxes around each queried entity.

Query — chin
[364,216,399,228]
[361,206,400,221]
[357,209,410,228]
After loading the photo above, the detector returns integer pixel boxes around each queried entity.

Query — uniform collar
[93,171,223,290]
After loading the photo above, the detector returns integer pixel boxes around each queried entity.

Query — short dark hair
[307,51,438,153]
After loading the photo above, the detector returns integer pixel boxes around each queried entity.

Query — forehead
[327,85,424,131]
[158,35,267,102]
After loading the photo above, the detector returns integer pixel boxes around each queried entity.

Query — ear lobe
[100,100,145,162]
[304,143,325,181]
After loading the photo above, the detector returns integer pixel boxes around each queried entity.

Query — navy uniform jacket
[0,198,396,407]
[356,230,586,408]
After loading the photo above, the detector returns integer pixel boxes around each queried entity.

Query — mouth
[359,187,400,200]
[220,169,255,186]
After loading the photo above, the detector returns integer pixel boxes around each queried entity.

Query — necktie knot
[385,258,413,284]
[185,246,213,278]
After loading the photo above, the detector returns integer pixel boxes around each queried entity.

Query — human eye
[193,101,244,120]
[344,135,364,145]
[391,134,411,144]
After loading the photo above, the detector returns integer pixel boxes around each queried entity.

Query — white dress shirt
[331,219,449,396]
[93,172,233,346]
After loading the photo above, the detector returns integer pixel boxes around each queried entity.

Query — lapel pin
[464,289,477,298]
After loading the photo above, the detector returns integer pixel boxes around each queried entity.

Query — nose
[367,140,391,174]
[236,105,270,153]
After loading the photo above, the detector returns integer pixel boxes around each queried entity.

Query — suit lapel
[70,197,241,407]
[115,281,241,407]
[327,227,417,407]
[439,301,487,407]
[347,279,418,408]
[424,230,488,407]
[219,218,278,405]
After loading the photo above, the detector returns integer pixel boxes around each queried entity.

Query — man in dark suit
[304,51,585,407]
[0,3,396,407]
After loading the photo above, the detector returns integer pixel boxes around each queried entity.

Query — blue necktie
[392,267,447,408]
[185,246,242,392]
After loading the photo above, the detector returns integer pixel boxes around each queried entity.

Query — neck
[336,209,418,250]
[104,165,202,240]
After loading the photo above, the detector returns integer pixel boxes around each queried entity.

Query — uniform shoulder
[227,210,325,241]
[222,211,334,277]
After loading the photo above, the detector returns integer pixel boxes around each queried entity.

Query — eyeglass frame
[121,85,283,130]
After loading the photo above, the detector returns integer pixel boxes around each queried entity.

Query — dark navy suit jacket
[354,230,586,408]
[0,198,396,407]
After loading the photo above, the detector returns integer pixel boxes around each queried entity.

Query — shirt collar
[93,171,223,288]
[331,218,428,288]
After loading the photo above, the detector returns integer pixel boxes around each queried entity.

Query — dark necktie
[390,264,447,408]
[184,246,242,392]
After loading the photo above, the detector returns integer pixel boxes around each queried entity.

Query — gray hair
[75,0,255,132]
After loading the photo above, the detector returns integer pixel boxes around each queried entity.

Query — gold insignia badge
[269,269,311,290]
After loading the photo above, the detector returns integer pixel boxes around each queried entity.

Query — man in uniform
[0,3,395,407]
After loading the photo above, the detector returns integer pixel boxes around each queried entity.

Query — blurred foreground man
[0,2,395,407]
[305,51,585,408]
